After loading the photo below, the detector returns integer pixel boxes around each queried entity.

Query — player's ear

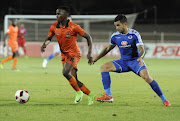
[123,22,127,26]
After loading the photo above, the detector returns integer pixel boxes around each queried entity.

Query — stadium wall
[0,42,180,59]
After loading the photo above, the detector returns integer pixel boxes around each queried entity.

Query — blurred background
[0,0,180,58]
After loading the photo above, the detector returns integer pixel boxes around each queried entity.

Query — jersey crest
[66,31,71,37]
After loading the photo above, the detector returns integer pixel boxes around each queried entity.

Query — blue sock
[106,88,112,96]
[46,53,55,61]
[149,80,167,102]
[160,94,167,102]
[101,72,112,96]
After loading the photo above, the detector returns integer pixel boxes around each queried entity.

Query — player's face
[56,9,67,22]
[12,19,17,26]
[114,21,126,34]
[20,24,24,28]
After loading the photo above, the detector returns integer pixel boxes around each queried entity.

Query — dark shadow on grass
[0,103,78,107]
[0,103,21,106]
[28,103,76,106]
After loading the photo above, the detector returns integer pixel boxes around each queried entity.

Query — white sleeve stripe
[136,43,144,46]
[134,32,143,43]
[109,42,114,45]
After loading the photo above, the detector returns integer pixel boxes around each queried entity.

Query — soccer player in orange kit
[41,6,96,105]
[1,19,19,71]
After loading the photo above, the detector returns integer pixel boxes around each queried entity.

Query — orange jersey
[48,20,85,57]
[7,25,18,44]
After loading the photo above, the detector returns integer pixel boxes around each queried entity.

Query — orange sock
[68,76,80,91]
[12,57,18,69]
[1,56,13,64]
[80,84,91,95]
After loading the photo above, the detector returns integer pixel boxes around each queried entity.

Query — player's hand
[41,45,46,53]
[90,58,97,65]
[87,52,93,64]
[137,57,143,67]
[88,56,93,65]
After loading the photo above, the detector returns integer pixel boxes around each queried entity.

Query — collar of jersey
[56,19,70,28]
[118,28,130,35]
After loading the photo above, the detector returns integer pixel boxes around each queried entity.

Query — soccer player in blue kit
[92,14,171,106]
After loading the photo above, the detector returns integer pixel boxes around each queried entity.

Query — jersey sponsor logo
[115,37,121,39]
[56,32,59,35]
[121,41,128,45]
[119,41,131,48]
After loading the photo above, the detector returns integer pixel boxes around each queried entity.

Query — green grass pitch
[0,57,180,121]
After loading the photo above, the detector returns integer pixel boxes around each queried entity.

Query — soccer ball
[15,89,30,103]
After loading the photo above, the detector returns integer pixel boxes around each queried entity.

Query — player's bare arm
[137,45,145,66]
[82,32,93,64]
[93,44,116,64]
[41,36,52,53]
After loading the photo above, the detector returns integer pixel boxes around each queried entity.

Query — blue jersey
[110,29,143,60]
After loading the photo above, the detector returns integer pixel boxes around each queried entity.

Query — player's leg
[71,69,90,94]
[0,55,13,69]
[11,44,19,70]
[0,45,19,69]
[129,59,170,106]
[63,63,80,90]
[0,45,14,69]
[12,51,19,71]
[48,52,59,61]
[62,62,83,104]
[100,62,117,96]
[22,46,27,56]
[19,40,26,56]
[72,69,96,105]
[97,61,117,102]
[22,40,27,56]
[140,69,171,106]
[42,52,60,68]
[22,44,27,56]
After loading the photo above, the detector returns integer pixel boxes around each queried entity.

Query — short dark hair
[57,6,70,14]
[114,14,127,23]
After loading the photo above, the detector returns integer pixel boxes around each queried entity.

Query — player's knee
[55,52,59,56]
[12,52,19,58]
[143,75,153,83]
[100,64,110,72]
[62,69,70,79]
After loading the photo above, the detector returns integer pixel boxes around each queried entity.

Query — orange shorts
[61,53,81,69]
[8,41,19,52]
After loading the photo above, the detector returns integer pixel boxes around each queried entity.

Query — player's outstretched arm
[82,33,93,64]
[41,37,52,53]
[93,44,116,64]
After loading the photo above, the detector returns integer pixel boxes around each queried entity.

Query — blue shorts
[111,59,147,76]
